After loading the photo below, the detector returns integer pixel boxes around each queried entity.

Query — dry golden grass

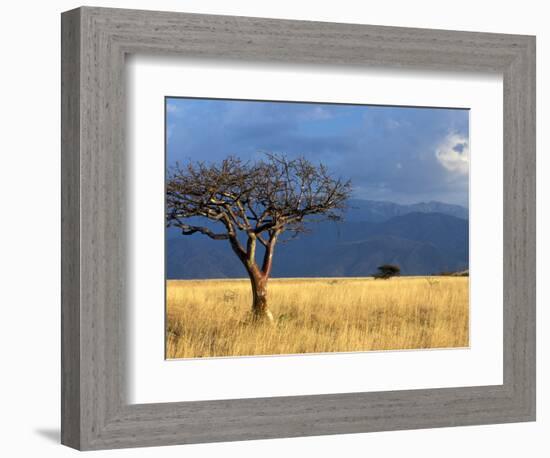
[166,277,469,359]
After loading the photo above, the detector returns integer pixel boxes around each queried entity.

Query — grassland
[166,277,469,359]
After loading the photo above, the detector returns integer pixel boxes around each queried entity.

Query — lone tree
[374,264,401,280]
[166,154,352,322]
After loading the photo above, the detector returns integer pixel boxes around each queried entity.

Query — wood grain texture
[61,6,536,450]
[60,7,81,449]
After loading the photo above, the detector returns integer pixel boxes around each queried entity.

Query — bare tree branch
[171,222,230,240]
[166,153,352,281]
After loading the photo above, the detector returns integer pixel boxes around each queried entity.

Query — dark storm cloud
[166,98,469,206]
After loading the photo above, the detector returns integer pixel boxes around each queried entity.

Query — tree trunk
[249,272,274,323]
[228,233,277,323]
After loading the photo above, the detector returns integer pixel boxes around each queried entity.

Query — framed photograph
[163,97,470,359]
[61,6,535,450]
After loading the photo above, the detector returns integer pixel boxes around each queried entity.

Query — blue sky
[166,97,469,206]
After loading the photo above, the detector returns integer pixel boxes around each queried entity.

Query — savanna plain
[166,277,469,359]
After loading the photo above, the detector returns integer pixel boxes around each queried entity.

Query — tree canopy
[374,264,401,279]
[166,153,352,253]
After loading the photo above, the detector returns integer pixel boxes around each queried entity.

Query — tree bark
[248,271,273,322]
[227,232,277,323]
[250,231,279,322]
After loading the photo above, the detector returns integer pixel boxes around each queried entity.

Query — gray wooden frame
[61,6,536,451]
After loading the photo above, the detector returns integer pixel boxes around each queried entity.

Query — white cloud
[166,103,179,114]
[387,119,401,130]
[301,106,333,120]
[435,132,469,175]
[166,123,175,141]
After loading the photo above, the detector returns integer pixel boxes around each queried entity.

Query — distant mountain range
[345,199,469,222]
[166,199,469,279]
